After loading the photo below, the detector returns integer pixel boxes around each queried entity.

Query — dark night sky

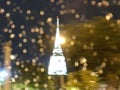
[0,0,120,67]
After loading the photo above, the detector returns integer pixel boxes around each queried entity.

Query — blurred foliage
[106,74,119,88]
[12,61,55,90]
[66,70,99,90]
[61,17,120,77]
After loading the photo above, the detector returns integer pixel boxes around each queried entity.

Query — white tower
[48,17,67,75]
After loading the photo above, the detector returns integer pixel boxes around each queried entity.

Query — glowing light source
[60,36,65,44]
[10,55,16,60]
[0,70,8,82]
[40,10,45,15]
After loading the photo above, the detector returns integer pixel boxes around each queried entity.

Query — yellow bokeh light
[60,36,65,44]
[26,10,31,14]
[105,13,113,20]
[10,34,15,38]
[0,8,5,14]
[11,24,15,29]
[16,61,20,66]
[18,43,23,47]
[20,25,25,29]
[47,17,52,23]
[10,55,16,60]
[71,9,76,14]
[6,1,11,5]
[23,38,27,43]
[74,61,79,67]
[31,38,36,43]
[75,14,80,19]
[50,0,55,3]
[6,13,10,17]
[91,1,96,6]
[23,49,27,53]
[11,78,15,83]
[40,68,45,72]
[40,10,45,15]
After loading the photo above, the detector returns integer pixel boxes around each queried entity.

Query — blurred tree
[106,74,119,90]
[12,61,55,90]
[66,69,99,90]
[61,17,120,85]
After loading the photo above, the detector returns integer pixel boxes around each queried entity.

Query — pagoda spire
[54,17,61,48]
[53,16,62,54]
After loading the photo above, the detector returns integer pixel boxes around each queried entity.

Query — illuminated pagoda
[48,17,67,75]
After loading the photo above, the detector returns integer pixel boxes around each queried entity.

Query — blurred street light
[0,70,8,81]
[0,69,8,90]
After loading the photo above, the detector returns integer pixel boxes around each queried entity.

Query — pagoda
[48,17,67,75]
